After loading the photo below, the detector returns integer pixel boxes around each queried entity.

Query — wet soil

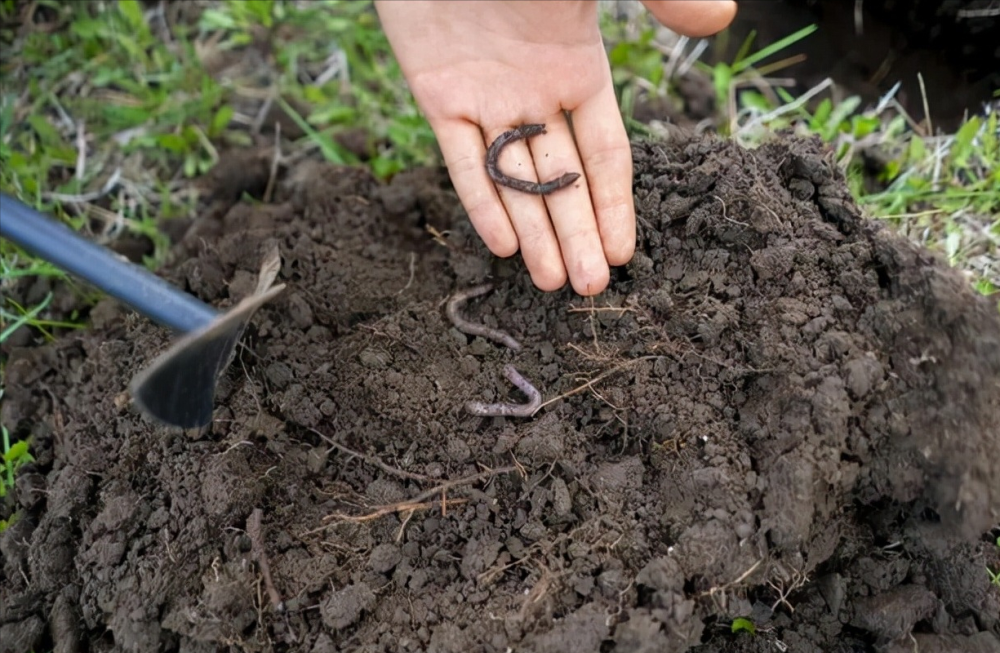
[2,134,1000,653]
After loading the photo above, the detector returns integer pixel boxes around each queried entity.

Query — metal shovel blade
[1,193,285,429]
[130,284,285,429]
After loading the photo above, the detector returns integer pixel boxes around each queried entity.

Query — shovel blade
[130,284,285,429]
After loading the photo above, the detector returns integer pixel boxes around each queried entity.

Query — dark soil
[3,134,1000,653]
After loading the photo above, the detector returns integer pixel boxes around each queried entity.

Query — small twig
[425,224,452,249]
[333,498,468,523]
[917,72,933,136]
[712,195,749,227]
[446,284,522,352]
[311,466,517,532]
[247,508,284,613]
[466,364,542,418]
[396,252,416,295]
[566,305,634,314]
[306,426,433,483]
[251,95,275,135]
[695,559,763,599]
[396,509,416,542]
[43,168,122,204]
[74,121,86,182]
[535,356,660,413]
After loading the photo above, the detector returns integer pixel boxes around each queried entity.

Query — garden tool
[0,193,284,429]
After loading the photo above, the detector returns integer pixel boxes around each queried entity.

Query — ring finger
[482,124,567,291]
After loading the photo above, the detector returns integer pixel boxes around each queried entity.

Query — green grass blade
[732,24,818,74]
[0,292,53,342]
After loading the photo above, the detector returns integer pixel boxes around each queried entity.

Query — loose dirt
[2,134,999,653]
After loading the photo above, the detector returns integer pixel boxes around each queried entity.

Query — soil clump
[2,134,999,652]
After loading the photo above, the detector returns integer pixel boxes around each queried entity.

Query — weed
[988,536,1000,588]
[731,617,756,635]
[702,24,818,133]
[0,511,19,534]
[1,423,34,499]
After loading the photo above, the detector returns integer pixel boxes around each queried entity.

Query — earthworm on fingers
[466,364,542,417]
[446,284,522,352]
[486,124,581,195]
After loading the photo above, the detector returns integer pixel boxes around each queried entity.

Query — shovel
[0,193,285,429]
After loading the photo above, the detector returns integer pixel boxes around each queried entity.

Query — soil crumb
[2,135,999,653]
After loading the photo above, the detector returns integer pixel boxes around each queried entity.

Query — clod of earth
[2,135,999,653]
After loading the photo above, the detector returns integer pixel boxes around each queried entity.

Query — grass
[989,536,1000,588]
[0,1,997,499]
[1,420,34,500]
[2,2,995,331]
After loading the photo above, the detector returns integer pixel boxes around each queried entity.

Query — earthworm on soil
[486,124,580,195]
[446,283,522,352]
[466,364,542,417]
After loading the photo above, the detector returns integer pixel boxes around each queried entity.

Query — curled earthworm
[486,124,580,195]
[466,364,542,417]
[446,284,522,352]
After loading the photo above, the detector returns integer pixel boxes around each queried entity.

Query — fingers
[640,0,737,37]
[482,124,568,292]
[571,90,636,268]
[527,115,610,296]
[431,118,519,258]
[432,110,631,297]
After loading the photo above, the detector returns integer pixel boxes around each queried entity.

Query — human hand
[375,0,736,295]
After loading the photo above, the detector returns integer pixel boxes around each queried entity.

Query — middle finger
[527,114,609,296]
[483,124,567,291]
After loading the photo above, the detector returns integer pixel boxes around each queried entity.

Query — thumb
[639,0,737,38]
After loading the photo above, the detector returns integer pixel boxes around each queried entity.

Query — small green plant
[988,536,1000,588]
[0,511,20,534]
[1,424,35,499]
[731,617,756,635]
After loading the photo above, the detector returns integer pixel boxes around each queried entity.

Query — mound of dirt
[2,134,999,653]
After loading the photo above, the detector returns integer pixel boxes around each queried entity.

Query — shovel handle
[1,193,218,333]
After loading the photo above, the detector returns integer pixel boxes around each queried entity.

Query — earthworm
[466,364,542,417]
[485,124,581,195]
[446,283,522,352]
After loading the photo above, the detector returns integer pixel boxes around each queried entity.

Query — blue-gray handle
[0,193,219,333]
